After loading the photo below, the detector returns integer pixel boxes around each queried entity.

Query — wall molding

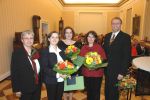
[0,71,10,81]
[51,0,63,11]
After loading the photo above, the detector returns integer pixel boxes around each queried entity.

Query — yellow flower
[90,52,97,56]
[67,65,73,69]
[68,45,72,50]
[124,83,128,86]
[67,45,75,51]
[98,58,102,64]
[86,57,93,65]
[71,45,75,48]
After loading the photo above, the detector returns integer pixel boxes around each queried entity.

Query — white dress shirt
[111,31,120,39]
[49,45,64,82]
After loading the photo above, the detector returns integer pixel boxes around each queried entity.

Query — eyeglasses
[22,38,34,40]
[112,23,121,25]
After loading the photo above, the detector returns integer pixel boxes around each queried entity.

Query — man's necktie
[109,34,115,45]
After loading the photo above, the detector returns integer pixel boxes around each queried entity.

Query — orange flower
[58,62,66,70]
[72,47,77,52]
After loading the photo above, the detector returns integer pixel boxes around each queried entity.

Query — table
[132,56,150,72]
[132,56,150,96]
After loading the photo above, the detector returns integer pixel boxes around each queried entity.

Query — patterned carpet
[0,77,150,100]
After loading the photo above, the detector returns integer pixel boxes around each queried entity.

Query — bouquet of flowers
[116,75,136,90]
[53,60,80,75]
[84,52,107,70]
[65,45,80,59]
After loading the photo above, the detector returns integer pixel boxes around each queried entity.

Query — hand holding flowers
[59,74,68,79]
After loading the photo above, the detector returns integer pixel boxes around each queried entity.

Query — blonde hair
[21,30,34,38]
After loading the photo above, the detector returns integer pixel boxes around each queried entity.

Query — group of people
[11,17,131,100]
[131,37,149,58]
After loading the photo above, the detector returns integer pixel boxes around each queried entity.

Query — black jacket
[40,47,66,84]
[11,47,42,93]
[103,31,131,77]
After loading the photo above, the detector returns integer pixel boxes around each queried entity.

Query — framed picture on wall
[132,16,140,36]
[42,22,49,34]
[39,20,49,44]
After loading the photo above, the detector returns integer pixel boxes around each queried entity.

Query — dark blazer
[103,31,131,77]
[11,47,41,93]
[40,47,66,84]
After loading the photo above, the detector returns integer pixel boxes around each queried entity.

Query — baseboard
[0,71,10,81]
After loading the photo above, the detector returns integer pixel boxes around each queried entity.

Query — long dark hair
[84,31,99,45]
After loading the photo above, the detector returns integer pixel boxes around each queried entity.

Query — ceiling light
[63,0,121,4]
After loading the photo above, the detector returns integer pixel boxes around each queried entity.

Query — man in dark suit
[103,17,131,100]
[11,30,42,100]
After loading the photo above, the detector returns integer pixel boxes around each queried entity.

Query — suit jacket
[103,31,131,78]
[11,47,41,93]
[40,47,66,84]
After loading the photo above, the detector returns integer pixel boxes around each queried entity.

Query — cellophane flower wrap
[53,60,80,75]
[84,52,107,70]
[65,45,80,60]
[116,75,136,90]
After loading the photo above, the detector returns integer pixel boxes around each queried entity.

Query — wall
[0,0,62,81]
[143,0,150,41]
[62,11,75,28]
[120,0,146,39]
[77,12,107,34]
[61,0,146,38]
[62,7,120,34]
[107,12,119,33]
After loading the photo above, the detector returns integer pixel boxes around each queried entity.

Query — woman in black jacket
[11,30,42,100]
[40,31,67,100]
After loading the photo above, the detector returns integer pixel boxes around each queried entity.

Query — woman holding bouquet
[79,31,106,100]
[40,31,67,100]
[11,30,42,100]
[58,26,82,100]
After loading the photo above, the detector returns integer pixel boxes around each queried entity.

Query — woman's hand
[59,74,67,79]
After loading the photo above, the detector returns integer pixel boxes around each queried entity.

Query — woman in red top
[131,40,137,58]
[79,31,106,100]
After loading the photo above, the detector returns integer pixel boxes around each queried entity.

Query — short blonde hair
[21,30,34,38]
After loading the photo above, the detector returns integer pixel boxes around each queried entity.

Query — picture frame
[132,16,140,36]
[39,20,49,44]
[41,21,49,34]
